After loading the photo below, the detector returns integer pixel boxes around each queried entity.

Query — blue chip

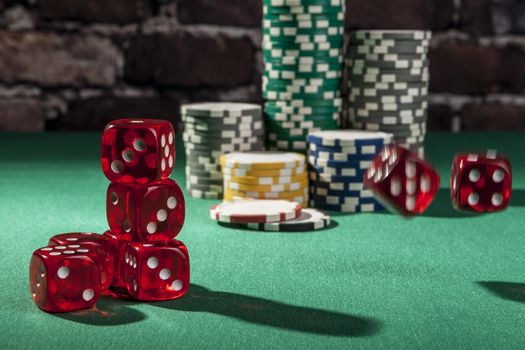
[310,193,380,206]
[307,130,392,148]
[309,186,375,198]
[309,177,366,190]
[308,149,378,162]
[309,165,367,181]
[309,155,373,169]
[309,165,367,179]
[308,141,385,155]
[309,200,385,213]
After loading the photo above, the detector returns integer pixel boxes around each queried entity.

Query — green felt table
[1,131,525,349]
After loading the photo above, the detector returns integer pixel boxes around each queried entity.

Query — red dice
[30,118,189,313]
[101,118,176,183]
[106,179,185,242]
[103,231,132,289]
[122,241,190,301]
[29,245,101,313]
[364,144,440,215]
[451,151,512,212]
[48,232,114,290]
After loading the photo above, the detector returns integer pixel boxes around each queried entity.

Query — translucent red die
[106,179,185,242]
[451,151,512,212]
[29,245,101,313]
[101,118,176,183]
[48,232,114,290]
[364,144,440,216]
[122,241,190,301]
[102,231,132,289]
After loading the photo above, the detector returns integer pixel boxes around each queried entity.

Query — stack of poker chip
[262,0,345,152]
[220,152,309,207]
[307,130,393,213]
[346,30,431,157]
[210,199,331,232]
[181,102,265,199]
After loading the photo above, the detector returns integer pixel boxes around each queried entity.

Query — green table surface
[1,132,525,349]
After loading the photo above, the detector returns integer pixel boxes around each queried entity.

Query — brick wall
[0,0,524,132]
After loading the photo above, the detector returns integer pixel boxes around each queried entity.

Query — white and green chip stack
[262,0,345,153]
[181,102,265,199]
[346,30,431,158]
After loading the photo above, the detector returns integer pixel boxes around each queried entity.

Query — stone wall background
[0,0,524,132]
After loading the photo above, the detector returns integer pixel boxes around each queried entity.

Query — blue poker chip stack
[306,130,393,213]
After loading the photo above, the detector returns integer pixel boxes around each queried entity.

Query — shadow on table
[422,188,481,219]
[149,284,381,337]
[54,288,147,326]
[320,189,475,219]
[510,189,525,207]
[477,281,525,303]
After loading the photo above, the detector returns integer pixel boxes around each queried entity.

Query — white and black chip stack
[346,30,431,158]
[181,102,265,199]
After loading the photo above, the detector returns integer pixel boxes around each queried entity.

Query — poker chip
[307,130,391,213]
[349,30,431,41]
[225,180,307,193]
[182,102,265,199]
[220,151,309,206]
[243,208,330,232]
[210,199,302,224]
[262,0,345,152]
[347,30,431,156]
[222,164,306,177]
[224,191,308,206]
[309,168,366,181]
[187,189,222,200]
[309,201,385,213]
[221,152,305,170]
[224,185,309,196]
[223,172,307,185]
[181,102,262,117]
[307,130,393,147]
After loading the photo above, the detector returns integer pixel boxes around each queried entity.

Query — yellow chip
[224,179,308,192]
[221,164,306,177]
[224,187,308,200]
[220,151,305,170]
[223,172,307,185]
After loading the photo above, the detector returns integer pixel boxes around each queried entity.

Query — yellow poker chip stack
[220,151,309,207]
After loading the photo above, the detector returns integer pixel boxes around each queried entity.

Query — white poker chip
[244,208,330,232]
[210,199,302,224]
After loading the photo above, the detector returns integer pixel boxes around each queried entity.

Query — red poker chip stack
[29,119,189,313]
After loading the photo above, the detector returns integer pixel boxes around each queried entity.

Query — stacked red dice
[101,119,189,301]
[29,119,189,313]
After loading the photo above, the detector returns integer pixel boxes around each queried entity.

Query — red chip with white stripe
[210,199,302,224]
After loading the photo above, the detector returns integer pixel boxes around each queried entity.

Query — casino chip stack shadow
[262,0,345,152]
[29,119,189,313]
[182,103,265,199]
[346,30,431,158]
